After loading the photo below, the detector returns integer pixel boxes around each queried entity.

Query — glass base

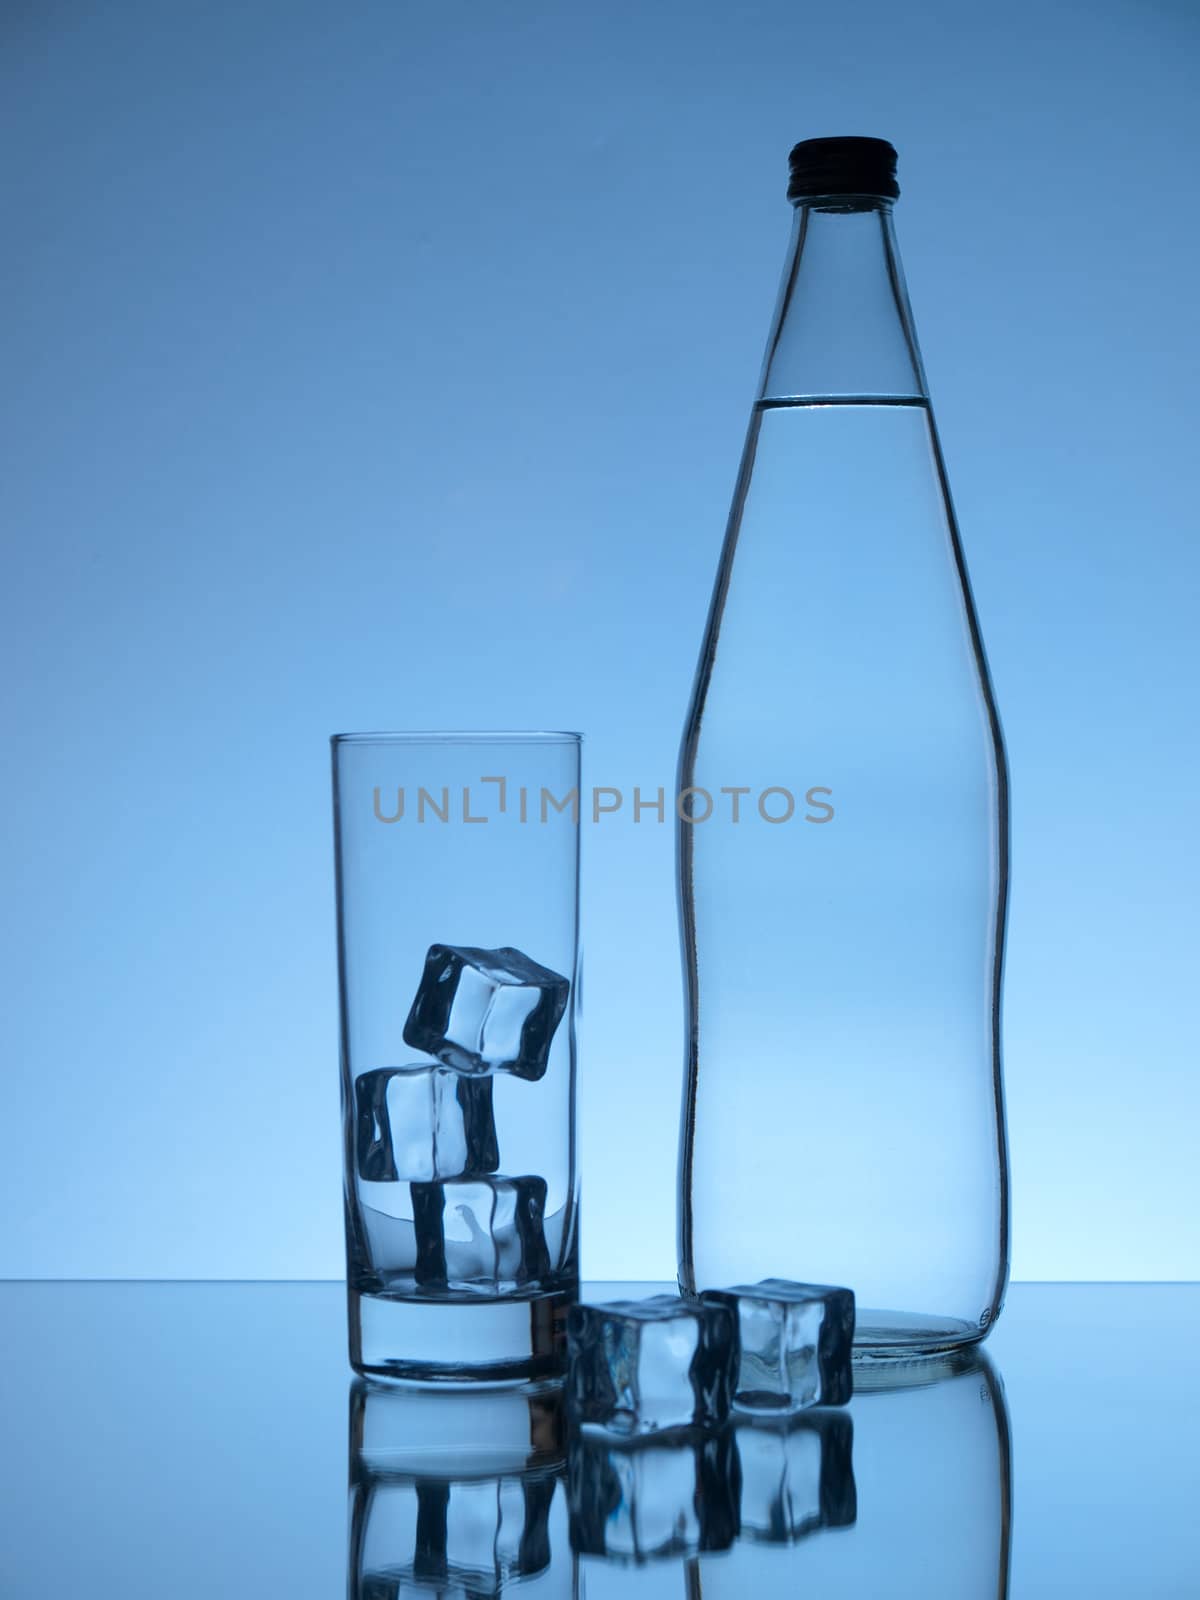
[348,1284,575,1385]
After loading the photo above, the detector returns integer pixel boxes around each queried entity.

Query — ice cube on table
[411,1174,552,1291]
[700,1280,855,1413]
[735,1409,856,1543]
[568,1428,740,1564]
[355,1066,499,1184]
[403,943,570,1080]
[566,1295,735,1437]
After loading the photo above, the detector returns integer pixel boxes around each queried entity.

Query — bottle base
[348,1283,576,1386]
[852,1306,990,1359]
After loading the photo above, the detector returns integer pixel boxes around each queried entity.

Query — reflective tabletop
[0,1282,1195,1596]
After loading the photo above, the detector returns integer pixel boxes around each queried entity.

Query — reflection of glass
[331,733,581,1382]
[348,1380,577,1597]
[690,1350,1011,1596]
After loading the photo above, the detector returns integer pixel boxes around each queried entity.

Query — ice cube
[566,1295,735,1437]
[411,1174,552,1291]
[403,943,570,1080]
[355,1066,499,1184]
[735,1409,856,1543]
[568,1428,740,1564]
[700,1280,855,1413]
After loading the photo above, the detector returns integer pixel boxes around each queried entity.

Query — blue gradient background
[2,0,1196,1281]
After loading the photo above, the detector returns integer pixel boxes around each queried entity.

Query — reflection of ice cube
[735,1410,856,1543]
[412,1175,552,1291]
[356,1473,558,1597]
[701,1280,854,1413]
[403,944,570,1080]
[568,1429,740,1564]
[566,1296,735,1437]
[356,1066,498,1184]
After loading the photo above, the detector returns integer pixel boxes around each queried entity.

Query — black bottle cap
[787,136,899,202]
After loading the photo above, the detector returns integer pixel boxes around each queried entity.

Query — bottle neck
[758,199,927,404]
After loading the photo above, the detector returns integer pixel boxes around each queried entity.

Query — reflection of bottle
[348,1382,576,1597]
[677,136,1010,1351]
[689,1350,1012,1597]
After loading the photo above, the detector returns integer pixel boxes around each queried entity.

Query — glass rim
[331,729,582,747]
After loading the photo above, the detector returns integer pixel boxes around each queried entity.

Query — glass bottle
[677,137,1010,1352]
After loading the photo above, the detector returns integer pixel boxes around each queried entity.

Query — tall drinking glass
[331,732,581,1383]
